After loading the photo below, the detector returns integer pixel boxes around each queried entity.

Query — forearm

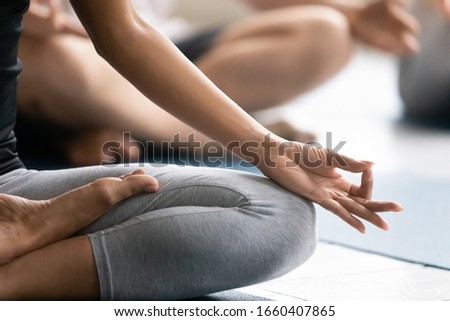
[71,0,279,163]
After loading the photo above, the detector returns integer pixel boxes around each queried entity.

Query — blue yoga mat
[316,172,450,270]
[173,154,450,270]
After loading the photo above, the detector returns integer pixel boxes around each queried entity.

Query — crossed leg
[0,165,316,300]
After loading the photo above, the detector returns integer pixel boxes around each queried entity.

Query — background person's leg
[16,5,352,167]
[196,5,354,111]
[399,0,450,125]
[0,165,316,300]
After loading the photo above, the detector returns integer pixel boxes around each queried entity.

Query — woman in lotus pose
[0,0,401,300]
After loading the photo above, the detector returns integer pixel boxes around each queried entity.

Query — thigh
[81,166,315,300]
[0,165,316,300]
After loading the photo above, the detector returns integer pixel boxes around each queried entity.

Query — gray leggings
[399,0,450,125]
[0,165,316,300]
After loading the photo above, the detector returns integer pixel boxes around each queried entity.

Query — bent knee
[251,196,317,282]
[291,6,354,65]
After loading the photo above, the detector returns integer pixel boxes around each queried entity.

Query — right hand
[24,0,88,39]
[259,141,403,234]
[349,0,420,55]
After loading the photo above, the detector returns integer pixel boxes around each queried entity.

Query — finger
[349,169,373,199]
[327,150,374,173]
[391,3,421,35]
[359,169,373,199]
[372,33,409,55]
[336,197,389,231]
[400,32,420,54]
[351,196,404,212]
[321,199,366,233]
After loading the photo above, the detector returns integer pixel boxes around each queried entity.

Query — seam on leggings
[153,183,255,207]
[88,234,113,301]
[91,206,261,239]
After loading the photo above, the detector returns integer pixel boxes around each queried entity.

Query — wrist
[248,134,292,174]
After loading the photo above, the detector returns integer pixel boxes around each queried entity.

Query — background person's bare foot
[0,170,158,266]
[66,129,142,166]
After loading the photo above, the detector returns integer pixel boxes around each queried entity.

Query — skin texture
[67,0,402,233]
[0,0,404,299]
[17,0,419,166]
[0,169,158,266]
[244,0,420,54]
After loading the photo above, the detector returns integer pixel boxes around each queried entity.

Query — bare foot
[0,170,158,265]
[265,121,316,143]
[66,129,141,166]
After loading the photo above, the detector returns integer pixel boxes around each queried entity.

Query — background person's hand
[349,0,420,55]
[259,141,403,234]
[23,0,88,39]
[431,0,450,17]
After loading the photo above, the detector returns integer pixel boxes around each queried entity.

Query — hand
[259,141,403,234]
[0,170,159,265]
[348,0,420,55]
[23,0,88,39]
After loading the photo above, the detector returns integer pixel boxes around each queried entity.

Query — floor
[238,47,450,301]
[236,242,450,301]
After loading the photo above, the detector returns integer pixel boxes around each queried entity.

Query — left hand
[348,0,420,55]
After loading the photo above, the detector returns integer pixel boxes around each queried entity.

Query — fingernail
[362,161,375,166]
[366,169,373,180]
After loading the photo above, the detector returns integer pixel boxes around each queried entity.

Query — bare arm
[70,0,402,233]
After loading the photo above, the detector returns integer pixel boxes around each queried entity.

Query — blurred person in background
[400,0,450,127]
[16,0,419,167]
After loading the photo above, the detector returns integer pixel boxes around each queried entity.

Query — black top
[0,1,29,175]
